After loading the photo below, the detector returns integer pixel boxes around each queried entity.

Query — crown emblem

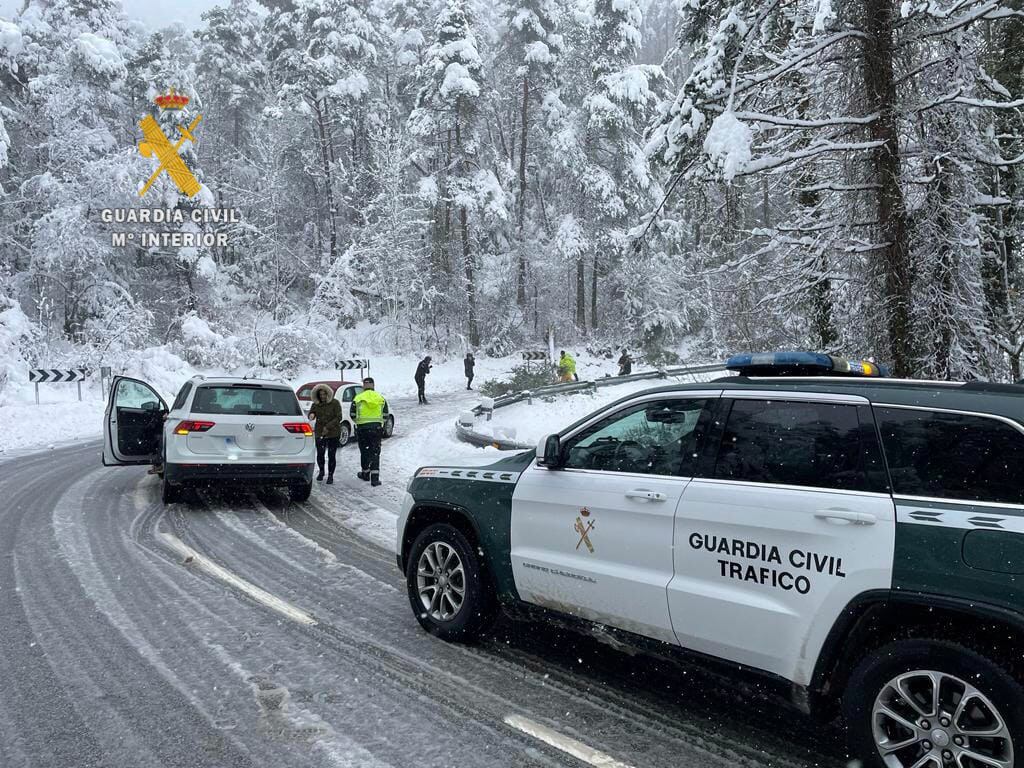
[154,88,190,110]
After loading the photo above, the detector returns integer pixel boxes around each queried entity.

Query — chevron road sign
[29,368,87,383]
[521,351,548,361]
[337,359,370,378]
[29,368,89,403]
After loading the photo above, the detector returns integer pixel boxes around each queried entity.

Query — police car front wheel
[843,639,1022,768]
[406,523,495,642]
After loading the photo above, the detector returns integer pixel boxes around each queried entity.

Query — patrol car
[397,352,1024,768]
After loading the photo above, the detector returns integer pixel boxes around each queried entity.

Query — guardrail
[454,361,728,450]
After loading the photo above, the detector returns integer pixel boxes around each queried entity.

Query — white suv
[102,375,316,503]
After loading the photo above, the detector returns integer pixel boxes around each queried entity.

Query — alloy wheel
[872,669,1014,768]
[416,541,466,621]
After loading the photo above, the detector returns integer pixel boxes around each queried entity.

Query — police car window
[342,386,363,402]
[191,385,301,416]
[713,399,867,491]
[876,407,1024,505]
[563,399,711,476]
[171,382,191,411]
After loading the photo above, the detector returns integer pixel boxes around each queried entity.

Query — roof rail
[744,375,964,387]
[960,381,1024,394]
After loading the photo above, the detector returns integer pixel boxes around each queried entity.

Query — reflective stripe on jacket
[351,389,388,426]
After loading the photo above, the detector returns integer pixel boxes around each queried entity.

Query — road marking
[503,714,637,768]
[160,532,317,626]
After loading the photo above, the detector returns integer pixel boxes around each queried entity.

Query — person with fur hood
[308,383,343,484]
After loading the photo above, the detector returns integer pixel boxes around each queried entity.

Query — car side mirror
[536,433,563,468]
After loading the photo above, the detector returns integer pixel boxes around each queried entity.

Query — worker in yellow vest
[350,377,390,487]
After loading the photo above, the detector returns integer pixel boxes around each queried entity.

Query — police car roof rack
[725,351,888,378]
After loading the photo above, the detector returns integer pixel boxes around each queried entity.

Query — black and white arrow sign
[29,368,88,383]
[337,359,369,370]
[521,351,548,361]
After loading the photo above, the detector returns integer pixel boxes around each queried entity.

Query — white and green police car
[397,352,1024,768]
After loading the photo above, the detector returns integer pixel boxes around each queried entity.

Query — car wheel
[161,473,182,504]
[339,423,351,445]
[383,415,395,438]
[843,639,1023,768]
[405,523,495,642]
[290,480,312,502]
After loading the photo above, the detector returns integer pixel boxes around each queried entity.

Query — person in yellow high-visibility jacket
[351,377,390,487]
[557,350,577,383]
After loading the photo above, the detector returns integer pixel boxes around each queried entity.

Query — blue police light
[726,351,887,377]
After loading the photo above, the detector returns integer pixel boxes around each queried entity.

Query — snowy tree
[410,0,503,347]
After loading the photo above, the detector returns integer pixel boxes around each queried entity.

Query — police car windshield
[192,385,301,416]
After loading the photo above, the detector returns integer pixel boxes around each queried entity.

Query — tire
[290,480,312,502]
[161,472,182,504]
[383,415,395,438]
[405,523,496,642]
[842,639,1023,768]
[339,422,351,445]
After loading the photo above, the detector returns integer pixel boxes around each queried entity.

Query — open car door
[102,376,168,466]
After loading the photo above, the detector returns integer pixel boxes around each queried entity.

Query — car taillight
[174,420,215,435]
[283,423,313,436]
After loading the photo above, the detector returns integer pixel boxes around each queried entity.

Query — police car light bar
[726,351,887,377]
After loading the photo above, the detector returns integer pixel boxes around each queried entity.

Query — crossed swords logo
[574,509,595,553]
[137,114,203,198]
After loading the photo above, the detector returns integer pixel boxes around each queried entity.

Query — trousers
[356,424,383,475]
[316,437,339,475]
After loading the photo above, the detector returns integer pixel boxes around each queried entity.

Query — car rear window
[191,385,301,416]
[876,407,1024,505]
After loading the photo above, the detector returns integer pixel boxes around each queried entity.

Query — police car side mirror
[536,433,563,468]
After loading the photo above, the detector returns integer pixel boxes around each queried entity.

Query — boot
[370,474,381,487]
[316,469,325,481]
[326,475,334,485]
[357,471,369,481]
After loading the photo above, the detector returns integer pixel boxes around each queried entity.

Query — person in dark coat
[464,353,475,390]
[308,383,342,484]
[618,349,633,376]
[414,356,432,404]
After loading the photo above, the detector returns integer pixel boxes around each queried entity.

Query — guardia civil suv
[103,375,315,503]
[397,352,1024,768]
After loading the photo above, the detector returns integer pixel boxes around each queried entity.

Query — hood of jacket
[311,383,335,403]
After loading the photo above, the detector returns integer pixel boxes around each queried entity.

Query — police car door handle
[625,489,667,501]
[815,509,877,525]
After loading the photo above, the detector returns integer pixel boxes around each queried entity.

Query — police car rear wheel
[383,416,394,438]
[843,639,1022,768]
[406,524,494,642]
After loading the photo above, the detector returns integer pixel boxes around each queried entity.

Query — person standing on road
[414,355,432,404]
[558,350,577,383]
[464,353,475,390]
[308,383,342,484]
[351,377,389,487]
[618,349,633,376]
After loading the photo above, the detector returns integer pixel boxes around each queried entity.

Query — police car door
[668,392,895,685]
[511,392,719,644]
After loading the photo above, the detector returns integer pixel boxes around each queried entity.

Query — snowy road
[0,395,849,768]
